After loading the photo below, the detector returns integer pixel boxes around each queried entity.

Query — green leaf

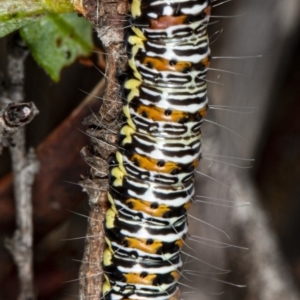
[0,0,75,37]
[20,13,93,82]
[0,17,41,38]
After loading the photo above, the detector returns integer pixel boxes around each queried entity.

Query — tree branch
[77,1,129,299]
[5,143,39,300]
[2,41,38,300]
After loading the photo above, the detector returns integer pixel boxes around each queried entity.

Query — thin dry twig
[2,42,39,300]
[0,79,106,239]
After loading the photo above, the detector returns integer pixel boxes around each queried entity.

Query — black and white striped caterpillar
[102,1,211,299]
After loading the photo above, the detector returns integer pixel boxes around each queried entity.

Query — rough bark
[77,1,129,299]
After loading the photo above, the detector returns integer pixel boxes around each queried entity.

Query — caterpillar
[102,0,211,299]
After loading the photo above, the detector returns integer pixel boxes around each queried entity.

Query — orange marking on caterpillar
[201,56,211,68]
[125,237,163,254]
[137,104,207,122]
[150,15,187,29]
[184,201,191,211]
[193,158,200,168]
[137,104,187,122]
[131,153,181,173]
[126,198,170,217]
[199,106,208,118]
[124,273,157,285]
[169,290,182,300]
[143,57,192,72]
[171,271,181,281]
[176,239,184,250]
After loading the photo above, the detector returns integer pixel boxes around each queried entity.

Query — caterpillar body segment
[103,0,211,299]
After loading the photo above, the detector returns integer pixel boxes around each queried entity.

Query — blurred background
[0,0,300,299]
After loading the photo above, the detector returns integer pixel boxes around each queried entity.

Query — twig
[76,1,129,299]
[6,143,39,300]
[0,79,105,239]
[0,102,38,153]
[2,40,39,300]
